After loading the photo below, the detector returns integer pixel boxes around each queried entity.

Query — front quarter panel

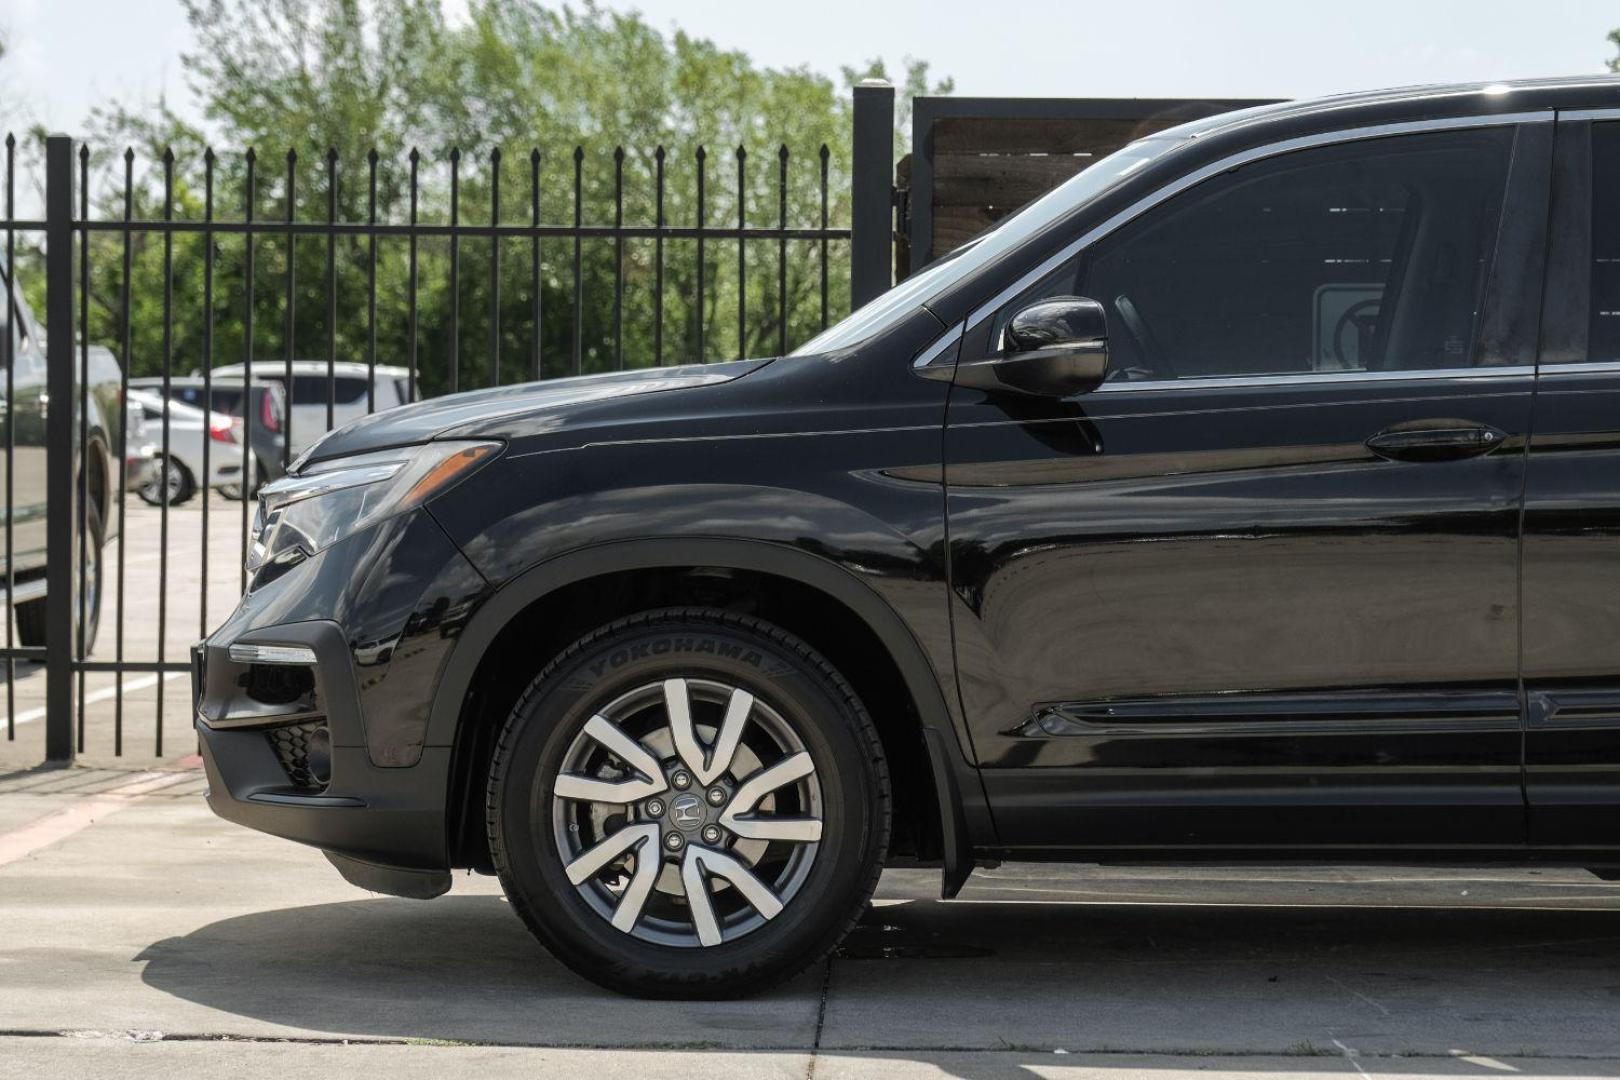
[426,309,972,764]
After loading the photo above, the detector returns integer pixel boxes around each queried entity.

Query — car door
[944,119,1550,849]
[3,273,50,571]
[1523,112,1620,847]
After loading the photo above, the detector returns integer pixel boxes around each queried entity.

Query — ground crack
[804,956,834,1080]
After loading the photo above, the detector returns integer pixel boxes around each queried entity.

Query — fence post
[850,79,894,310]
[44,134,74,764]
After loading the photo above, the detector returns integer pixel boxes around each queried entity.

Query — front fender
[422,534,994,886]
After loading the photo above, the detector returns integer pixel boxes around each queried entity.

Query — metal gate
[2,83,899,765]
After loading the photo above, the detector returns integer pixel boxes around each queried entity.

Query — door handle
[1365,419,1507,463]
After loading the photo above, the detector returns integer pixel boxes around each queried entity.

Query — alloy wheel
[140,459,186,505]
[550,677,823,948]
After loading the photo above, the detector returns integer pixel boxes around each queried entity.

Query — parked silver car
[204,361,411,456]
[127,389,250,506]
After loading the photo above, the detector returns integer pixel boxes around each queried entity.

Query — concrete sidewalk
[3,764,1620,1078]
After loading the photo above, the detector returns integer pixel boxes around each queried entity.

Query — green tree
[64,0,948,395]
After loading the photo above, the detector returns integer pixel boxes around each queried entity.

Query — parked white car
[204,361,412,455]
[128,389,250,506]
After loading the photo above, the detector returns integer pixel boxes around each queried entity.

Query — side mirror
[954,296,1110,397]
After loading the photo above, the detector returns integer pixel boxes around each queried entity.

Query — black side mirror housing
[953,296,1110,397]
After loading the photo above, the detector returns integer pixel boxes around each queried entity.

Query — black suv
[195,76,1620,997]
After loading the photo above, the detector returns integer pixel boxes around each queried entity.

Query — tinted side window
[1000,128,1514,381]
[208,388,244,415]
[290,374,369,405]
[335,376,369,405]
[1589,122,1620,361]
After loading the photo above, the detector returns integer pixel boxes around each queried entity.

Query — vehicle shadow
[135,879,1620,1072]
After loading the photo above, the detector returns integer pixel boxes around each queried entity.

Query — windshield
[793,136,1185,356]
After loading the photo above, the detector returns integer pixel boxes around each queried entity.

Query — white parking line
[7,672,189,727]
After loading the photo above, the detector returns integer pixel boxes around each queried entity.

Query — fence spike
[367,147,378,164]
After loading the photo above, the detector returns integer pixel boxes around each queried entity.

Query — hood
[296,359,769,467]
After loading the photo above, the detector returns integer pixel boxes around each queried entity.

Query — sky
[2,0,1620,134]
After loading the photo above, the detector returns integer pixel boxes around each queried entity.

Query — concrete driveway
[3,765,1620,1078]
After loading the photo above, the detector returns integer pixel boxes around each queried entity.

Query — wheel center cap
[667,792,706,831]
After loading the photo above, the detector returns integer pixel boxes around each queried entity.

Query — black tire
[219,455,263,501]
[137,455,196,507]
[17,495,103,654]
[486,608,890,998]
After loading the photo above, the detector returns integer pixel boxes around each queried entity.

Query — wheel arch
[428,538,984,897]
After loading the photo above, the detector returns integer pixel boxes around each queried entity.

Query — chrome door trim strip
[961,111,1553,335]
[1539,360,1620,376]
[1090,365,1536,395]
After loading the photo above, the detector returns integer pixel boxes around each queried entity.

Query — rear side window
[1589,122,1620,361]
[995,127,1514,380]
[208,388,244,415]
[289,374,369,406]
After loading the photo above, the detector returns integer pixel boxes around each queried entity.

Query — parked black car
[2,261,131,652]
[132,376,288,497]
[195,75,1620,997]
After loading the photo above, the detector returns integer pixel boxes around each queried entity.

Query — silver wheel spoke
[725,750,815,814]
[720,750,820,843]
[553,714,667,804]
[609,829,663,933]
[724,815,822,843]
[666,679,754,785]
[680,846,784,947]
[706,686,753,783]
[564,822,660,885]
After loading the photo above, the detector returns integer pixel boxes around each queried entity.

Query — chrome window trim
[961,111,1552,334]
[1556,108,1620,122]
[1090,365,1536,394]
[1539,360,1620,376]
[911,322,963,368]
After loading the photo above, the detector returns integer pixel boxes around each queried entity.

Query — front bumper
[192,508,488,891]
[194,621,451,876]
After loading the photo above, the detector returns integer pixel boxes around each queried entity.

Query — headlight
[247,441,499,585]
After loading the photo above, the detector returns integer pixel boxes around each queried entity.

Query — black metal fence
[3,82,898,764]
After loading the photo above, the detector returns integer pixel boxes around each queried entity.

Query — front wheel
[137,455,196,507]
[486,608,890,998]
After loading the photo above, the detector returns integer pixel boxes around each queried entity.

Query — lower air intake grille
[267,721,331,790]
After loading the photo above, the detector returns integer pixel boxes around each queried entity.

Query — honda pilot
[195,76,1620,998]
